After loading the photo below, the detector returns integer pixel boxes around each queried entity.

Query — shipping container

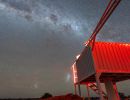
[76,42,130,83]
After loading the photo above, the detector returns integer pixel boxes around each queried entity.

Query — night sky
[0,0,130,98]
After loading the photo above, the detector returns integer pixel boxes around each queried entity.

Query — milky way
[0,0,130,98]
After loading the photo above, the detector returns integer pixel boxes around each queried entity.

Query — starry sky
[0,0,130,98]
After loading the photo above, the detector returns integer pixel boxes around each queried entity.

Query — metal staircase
[88,83,107,98]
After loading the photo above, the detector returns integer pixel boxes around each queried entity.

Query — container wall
[92,42,130,73]
[76,46,95,82]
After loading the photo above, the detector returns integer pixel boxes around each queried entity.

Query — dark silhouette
[40,93,53,99]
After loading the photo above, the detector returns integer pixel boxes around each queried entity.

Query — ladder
[88,83,107,98]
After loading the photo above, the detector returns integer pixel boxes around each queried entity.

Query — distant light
[66,73,71,82]
[33,82,38,89]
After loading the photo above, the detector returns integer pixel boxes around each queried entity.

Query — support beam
[86,84,90,100]
[85,0,121,46]
[105,80,120,100]
[74,84,77,95]
[78,84,81,96]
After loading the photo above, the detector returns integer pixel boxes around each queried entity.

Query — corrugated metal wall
[75,42,130,83]
[92,42,130,73]
[76,46,95,82]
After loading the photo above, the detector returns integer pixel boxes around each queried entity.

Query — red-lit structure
[71,0,130,100]
[76,42,130,84]
[72,42,130,99]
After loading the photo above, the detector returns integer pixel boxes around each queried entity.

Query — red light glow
[72,63,78,84]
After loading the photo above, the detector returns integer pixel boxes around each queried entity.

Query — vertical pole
[105,80,120,100]
[86,83,91,100]
[78,83,81,96]
[113,82,120,100]
[95,73,104,100]
[74,84,77,95]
